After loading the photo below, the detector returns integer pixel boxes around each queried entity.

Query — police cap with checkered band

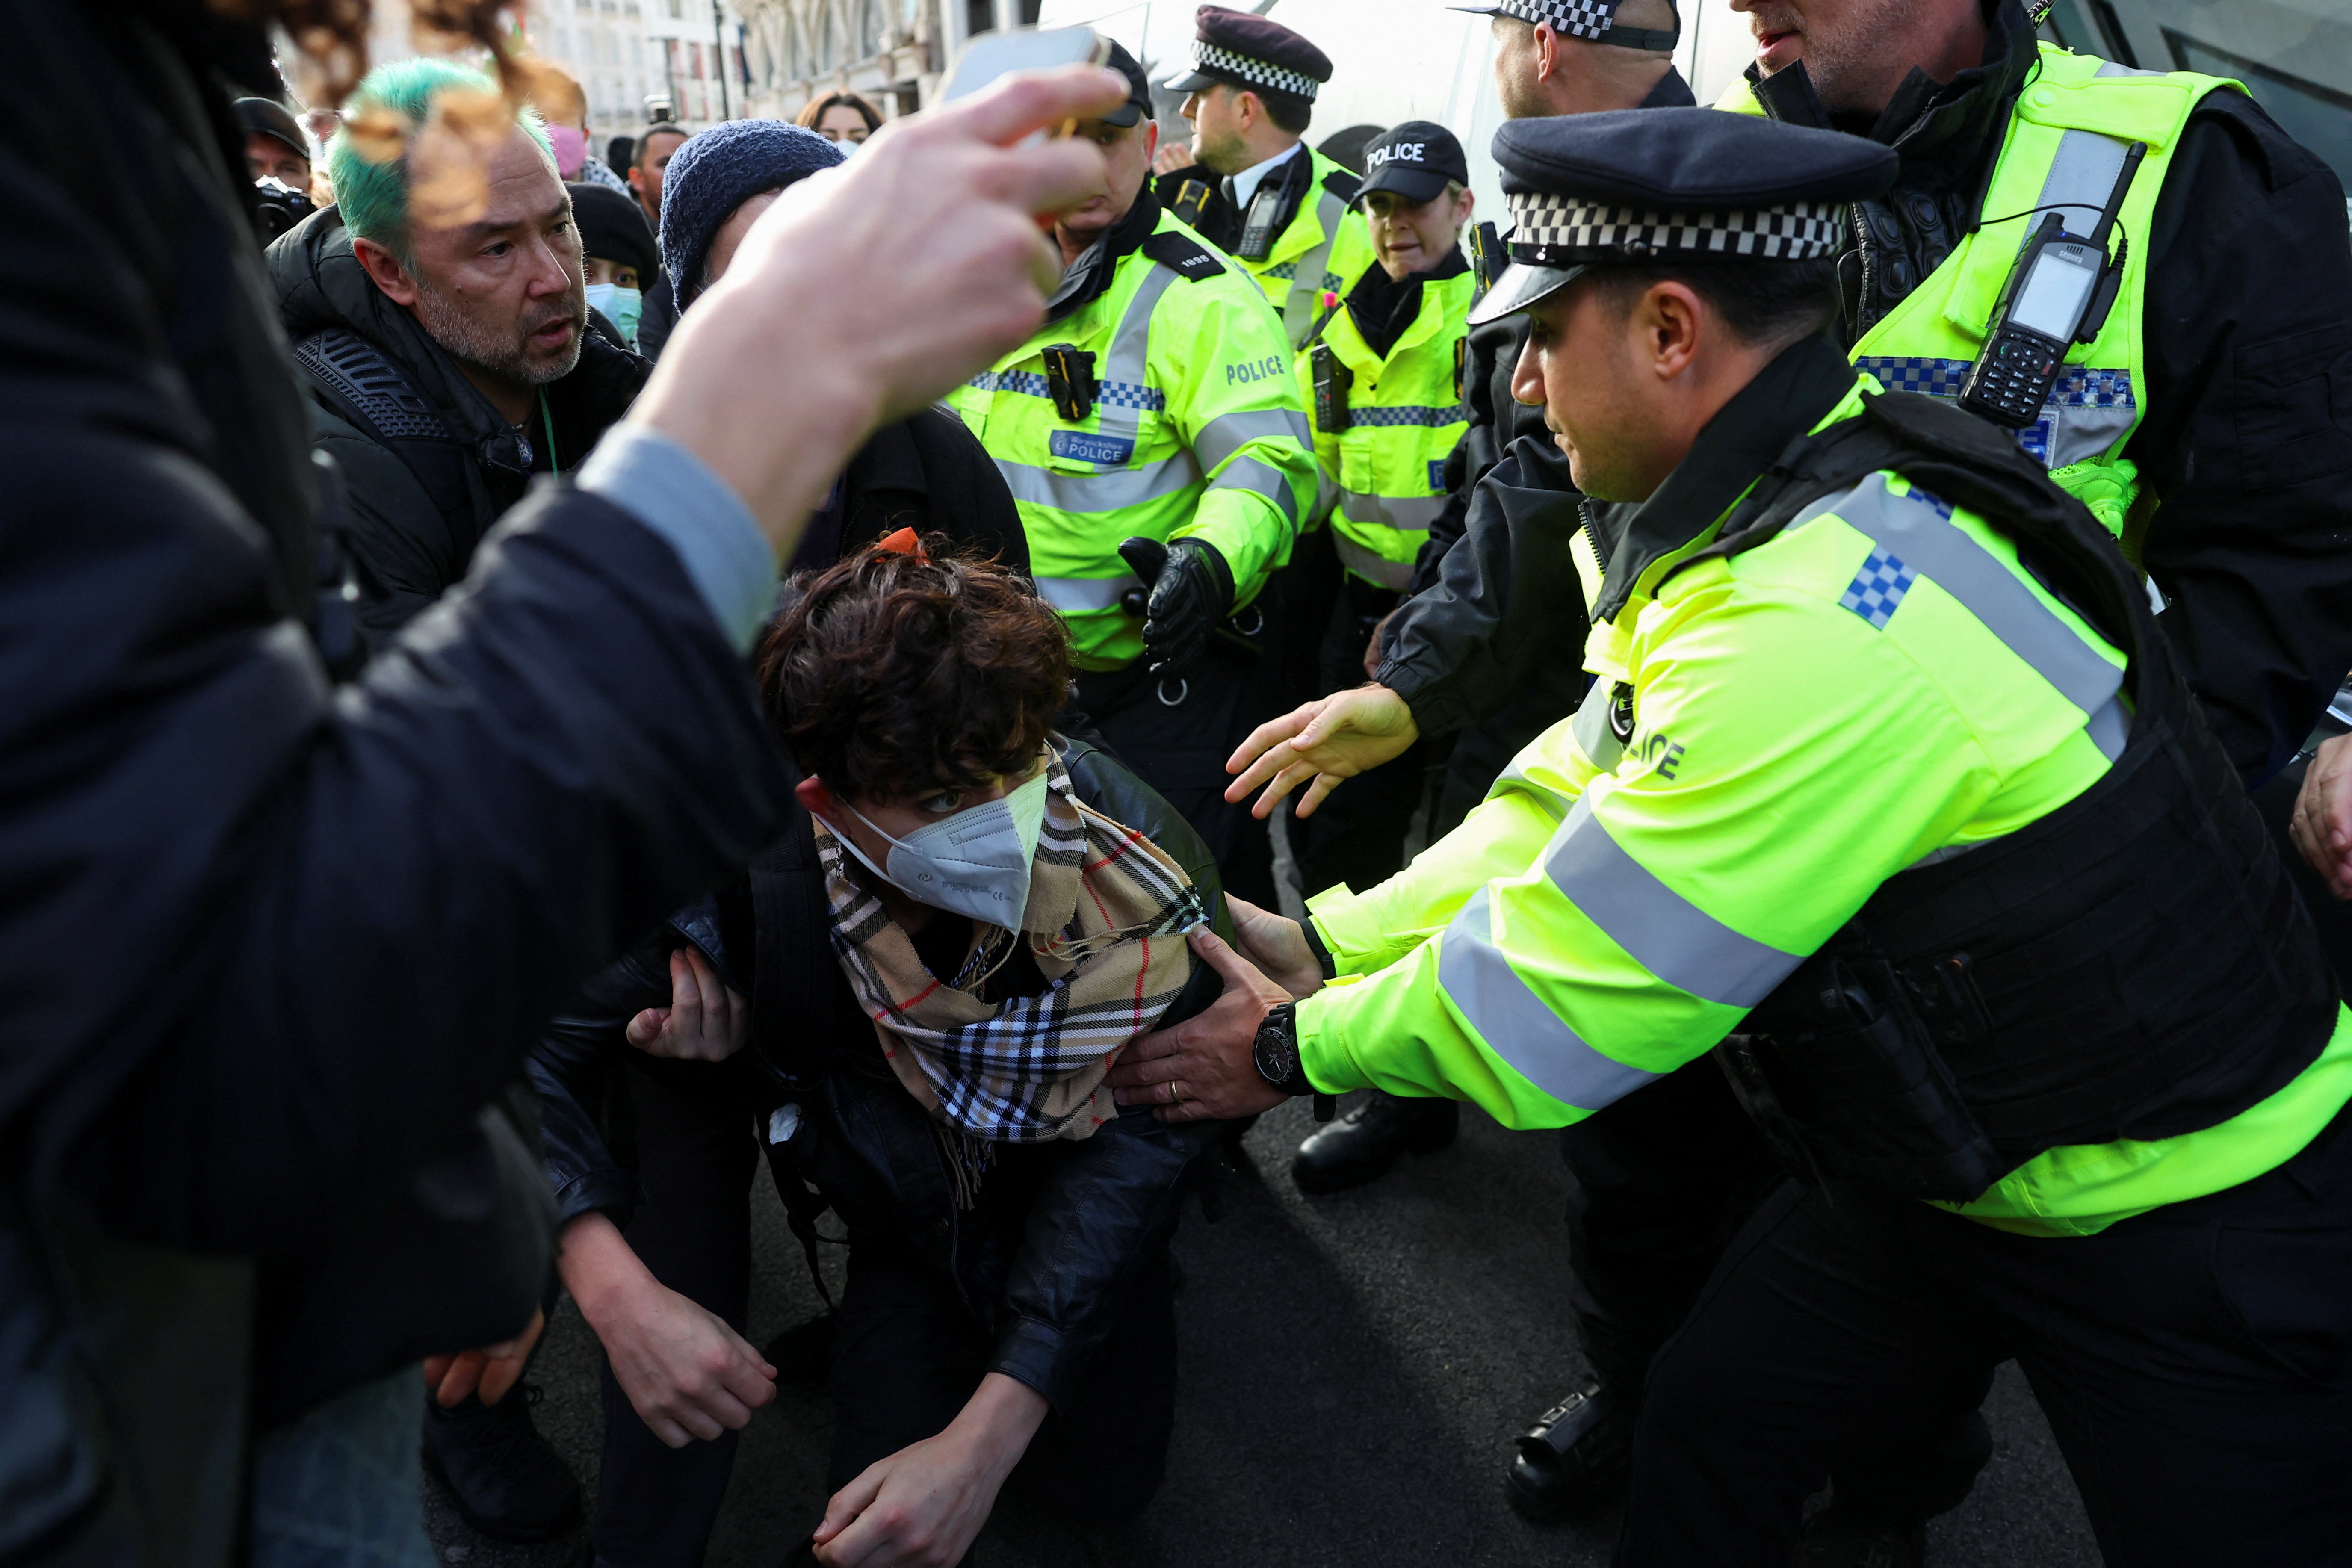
[1465,106,1898,327]
[1448,0,1681,54]
[1163,6,1332,103]
[1358,121,1469,205]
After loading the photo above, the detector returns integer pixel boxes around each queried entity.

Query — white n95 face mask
[838,768,1052,930]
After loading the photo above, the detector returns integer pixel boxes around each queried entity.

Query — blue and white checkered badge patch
[1840,548,1916,630]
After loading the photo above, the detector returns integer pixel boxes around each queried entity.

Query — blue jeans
[251,1367,435,1568]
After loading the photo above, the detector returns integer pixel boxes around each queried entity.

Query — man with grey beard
[272,57,649,642]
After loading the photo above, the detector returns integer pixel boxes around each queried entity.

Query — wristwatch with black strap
[1251,1001,1337,1122]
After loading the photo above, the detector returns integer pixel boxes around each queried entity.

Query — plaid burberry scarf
[815,744,1212,1172]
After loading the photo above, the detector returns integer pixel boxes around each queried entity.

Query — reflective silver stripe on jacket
[1332,533,1415,590]
[1211,455,1300,529]
[1436,887,1664,1111]
[1097,266,1181,453]
[1280,187,1348,347]
[1544,795,1805,1009]
[1034,575,1140,614]
[1793,473,2128,758]
[1196,407,1314,470]
[1340,490,1446,531]
[994,449,1202,512]
[1570,679,1623,772]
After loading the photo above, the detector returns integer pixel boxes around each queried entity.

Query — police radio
[1956,141,2144,430]
[1311,343,1352,433]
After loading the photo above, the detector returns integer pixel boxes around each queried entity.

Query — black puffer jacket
[531,735,1233,1407]
[269,204,650,637]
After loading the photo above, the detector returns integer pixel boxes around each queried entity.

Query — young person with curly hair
[529,537,1238,1565]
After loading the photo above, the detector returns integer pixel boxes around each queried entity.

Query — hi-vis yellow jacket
[1297,257,1475,591]
[1231,144,1380,351]
[1293,359,2352,1237]
[947,209,1317,671]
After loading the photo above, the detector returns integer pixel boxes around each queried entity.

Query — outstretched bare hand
[1224,684,1421,819]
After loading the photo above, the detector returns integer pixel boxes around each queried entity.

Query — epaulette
[1321,166,1363,204]
[1140,229,1226,283]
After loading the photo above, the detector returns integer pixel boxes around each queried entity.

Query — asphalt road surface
[423,1095,2104,1567]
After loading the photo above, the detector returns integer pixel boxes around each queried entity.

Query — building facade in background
[735,0,1045,121]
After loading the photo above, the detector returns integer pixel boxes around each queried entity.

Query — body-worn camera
[1311,343,1352,434]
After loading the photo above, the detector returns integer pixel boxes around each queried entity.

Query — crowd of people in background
[10,0,2352,1565]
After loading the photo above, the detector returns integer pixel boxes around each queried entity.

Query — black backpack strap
[1138,228,1227,283]
[290,327,476,527]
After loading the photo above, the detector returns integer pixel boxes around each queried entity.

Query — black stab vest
[1693,390,2340,1203]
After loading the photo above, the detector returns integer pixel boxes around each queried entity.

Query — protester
[629,119,690,224]
[798,88,884,147]
[1111,104,2352,1568]
[608,132,636,174]
[629,120,693,357]
[406,114,1035,1550]
[946,40,1317,912]
[0,0,1126,1556]
[270,58,647,639]
[531,62,632,191]
[531,540,1224,1565]
[569,180,659,349]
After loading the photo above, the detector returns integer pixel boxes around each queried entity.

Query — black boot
[1290,1092,1458,1194]
[1503,1378,1632,1521]
[420,1384,581,1544]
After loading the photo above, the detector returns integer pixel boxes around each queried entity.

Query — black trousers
[1558,1060,1777,1397]
[826,1241,1180,1559]
[593,1054,757,1567]
[1292,577,1437,899]
[1618,1103,2352,1567]
[1076,656,1275,909]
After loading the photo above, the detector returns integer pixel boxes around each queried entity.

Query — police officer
[1155,6,1377,352]
[1233,1,2352,1545]
[1281,121,1477,1025]
[1266,0,1694,1217]
[1152,6,1383,786]
[1108,106,2352,1568]
[948,42,1316,907]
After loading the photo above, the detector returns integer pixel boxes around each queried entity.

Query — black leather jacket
[529,735,1235,1407]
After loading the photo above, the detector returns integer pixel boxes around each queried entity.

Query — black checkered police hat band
[1505,192,1844,262]
[1191,41,1321,100]
[1497,0,1618,41]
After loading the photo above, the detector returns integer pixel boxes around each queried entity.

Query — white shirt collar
[1225,139,1305,212]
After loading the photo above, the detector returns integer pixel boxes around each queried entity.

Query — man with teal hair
[272,55,649,639]
[267,53,647,1546]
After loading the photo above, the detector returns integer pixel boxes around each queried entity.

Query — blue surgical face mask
[837,768,1052,930]
[584,281,642,347]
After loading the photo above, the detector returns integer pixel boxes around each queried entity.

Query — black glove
[1141,537,1234,675]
